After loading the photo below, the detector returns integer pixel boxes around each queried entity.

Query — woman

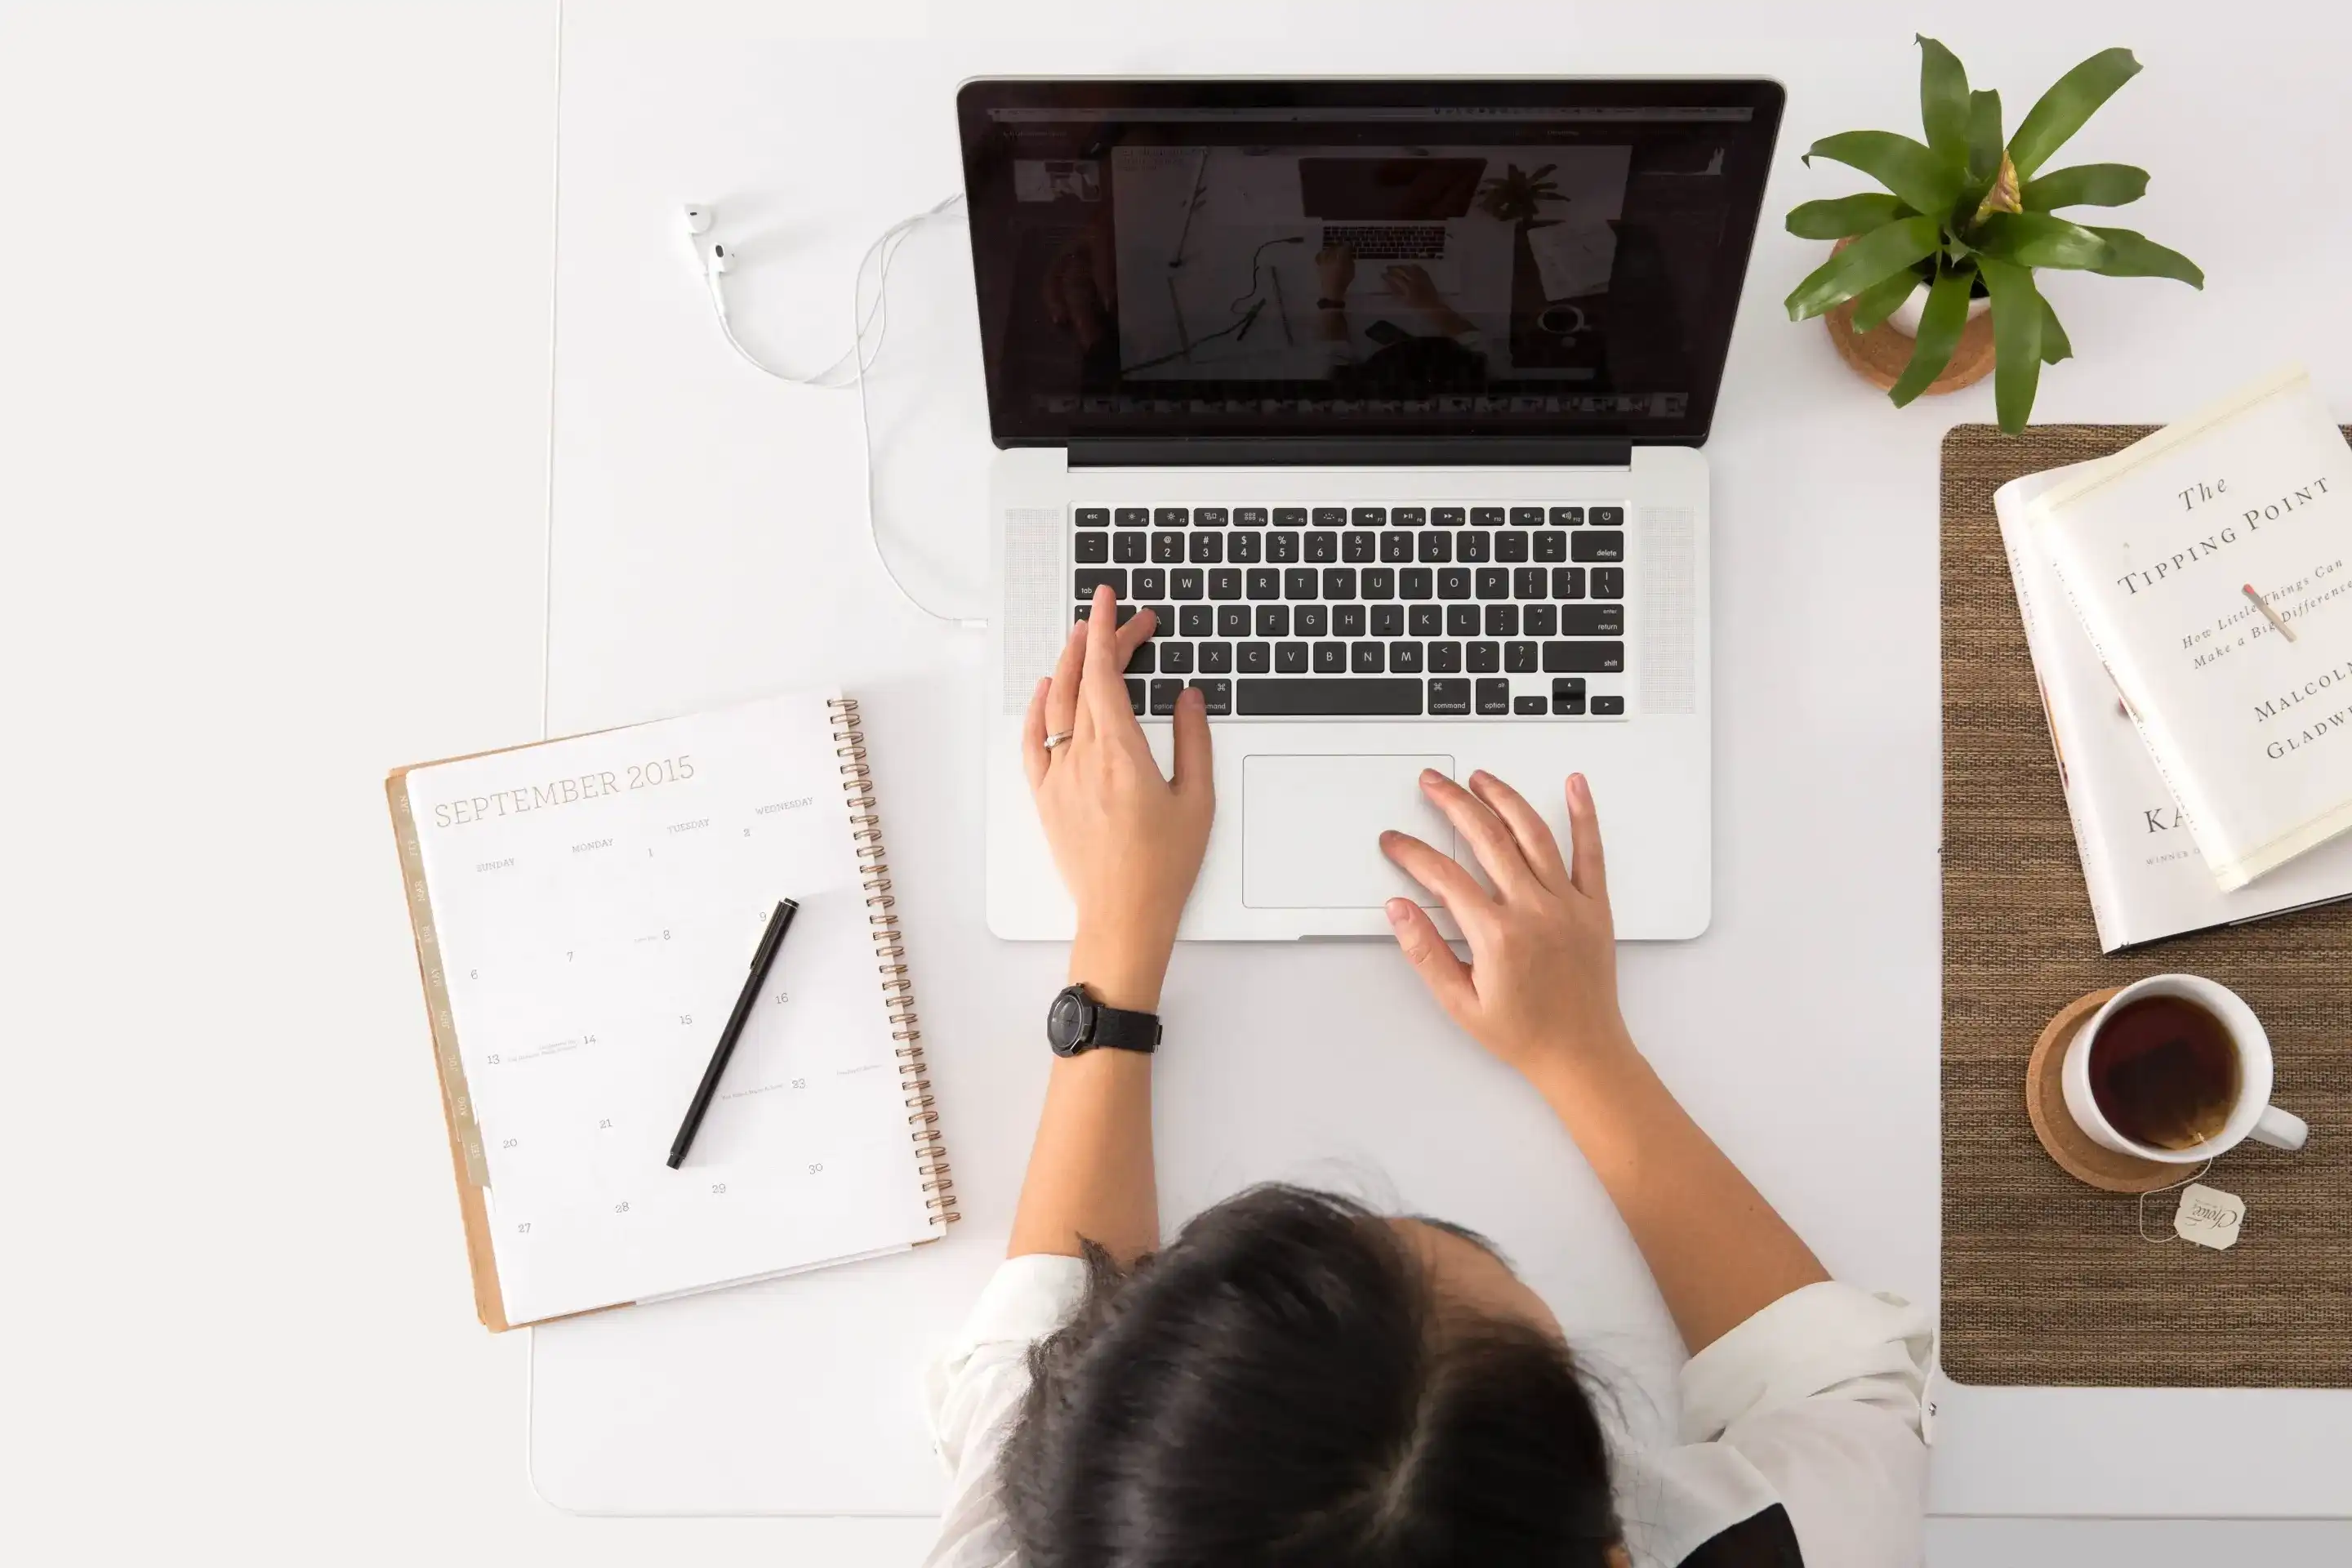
[924,587,1930,1567]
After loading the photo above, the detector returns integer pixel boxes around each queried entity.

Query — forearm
[1530,1038,1828,1353]
[1005,929,1167,1262]
[1008,1049,1156,1261]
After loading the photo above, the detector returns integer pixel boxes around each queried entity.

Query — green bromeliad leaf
[1804,131,1966,218]
[2039,292,2074,364]
[1965,90,2004,188]
[2008,48,2142,180]
[1783,215,1944,319]
[1786,193,1912,239]
[1850,265,1922,332]
[2082,226,2205,287]
[1971,212,2113,270]
[1917,36,1971,165]
[1888,265,1973,407]
[1976,256,2046,434]
[2022,163,2148,211]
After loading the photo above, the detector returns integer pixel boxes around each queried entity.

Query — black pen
[667,898,798,1169]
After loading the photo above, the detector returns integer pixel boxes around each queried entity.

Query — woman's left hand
[1383,264,1444,310]
[1023,585,1214,1008]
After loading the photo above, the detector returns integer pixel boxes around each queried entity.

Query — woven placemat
[1940,423,2352,1388]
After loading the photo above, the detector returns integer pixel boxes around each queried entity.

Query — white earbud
[680,203,733,318]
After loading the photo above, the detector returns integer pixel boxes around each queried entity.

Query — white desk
[532,0,2352,1526]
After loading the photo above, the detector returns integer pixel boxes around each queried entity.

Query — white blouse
[920,1256,1933,1568]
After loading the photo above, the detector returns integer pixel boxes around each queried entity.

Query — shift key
[1542,641,1624,674]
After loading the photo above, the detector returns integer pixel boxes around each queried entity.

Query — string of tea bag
[2131,1133,2246,1250]
[2135,1155,2218,1244]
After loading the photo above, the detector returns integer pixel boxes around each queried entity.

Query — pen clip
[751,898,798,973]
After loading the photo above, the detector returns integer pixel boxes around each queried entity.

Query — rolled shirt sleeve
[1629,1282,1934,1568]
[919,1254,1089,1568]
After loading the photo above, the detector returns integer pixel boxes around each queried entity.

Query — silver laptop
[960,77,1784,942]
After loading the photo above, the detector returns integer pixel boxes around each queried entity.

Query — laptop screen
[956,78,1784,452]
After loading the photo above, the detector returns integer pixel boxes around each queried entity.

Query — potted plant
[1477,163,1566,225]
[1784,38,2203,431]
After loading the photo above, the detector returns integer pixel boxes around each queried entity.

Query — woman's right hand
[1377,770,1633,1080]
[1022,586,1214,1009]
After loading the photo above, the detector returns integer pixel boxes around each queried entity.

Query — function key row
[1075,506,1624,528]
[1073,565,1624,603]
[1076,528,1624,568]
[1118,676,1628,719]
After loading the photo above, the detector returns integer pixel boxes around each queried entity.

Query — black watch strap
[1086,998,1161,1054]
[1049,982,1161,1057]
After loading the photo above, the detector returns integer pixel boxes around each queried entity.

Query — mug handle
[2252,1104,2310,1152]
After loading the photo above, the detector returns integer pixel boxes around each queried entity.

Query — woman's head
[1001,1185,1619,1566]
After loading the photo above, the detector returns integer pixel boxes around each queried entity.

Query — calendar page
[404,693,937,1325]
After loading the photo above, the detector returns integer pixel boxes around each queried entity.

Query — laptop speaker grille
[1003,507,1064,714]
[1637,506,1695,715]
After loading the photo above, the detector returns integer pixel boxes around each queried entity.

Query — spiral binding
[828,697,959,1226]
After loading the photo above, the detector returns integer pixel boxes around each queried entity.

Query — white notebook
[388,692,956,1330]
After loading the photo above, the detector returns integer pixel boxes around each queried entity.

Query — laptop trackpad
[1242,755,1457,909]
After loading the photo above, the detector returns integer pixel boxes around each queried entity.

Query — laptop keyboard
[1317,224,1447,261]
[1071,505,1628,719]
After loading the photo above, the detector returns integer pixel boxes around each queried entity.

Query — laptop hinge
[1061,437,1636,469]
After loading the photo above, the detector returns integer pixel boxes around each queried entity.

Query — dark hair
[1336,332,1490,393]
[1000,1185,1619,1566]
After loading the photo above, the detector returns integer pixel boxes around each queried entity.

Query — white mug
[1537,303,1587,336]
[2062,973,2310,1163]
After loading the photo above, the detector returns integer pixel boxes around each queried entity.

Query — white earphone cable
[698,193,985,630]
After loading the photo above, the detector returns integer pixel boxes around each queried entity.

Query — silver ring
[1042,730,1076,751]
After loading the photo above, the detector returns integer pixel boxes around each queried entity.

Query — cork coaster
[2025,987,2181,1193]
[1824,295,1996,393]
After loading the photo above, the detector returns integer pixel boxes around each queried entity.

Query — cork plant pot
[1820,238,1997,396]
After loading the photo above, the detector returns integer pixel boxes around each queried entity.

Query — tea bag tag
[2173,1183,2245,1250]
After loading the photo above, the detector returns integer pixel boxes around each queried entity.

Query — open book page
[1998,466,2352,950]
[403,693,935,1325]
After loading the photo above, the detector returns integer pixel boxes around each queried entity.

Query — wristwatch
[1316,296,1348,310]
[1047,983,1161,1058]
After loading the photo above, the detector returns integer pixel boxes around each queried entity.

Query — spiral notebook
[387,691,956,1331]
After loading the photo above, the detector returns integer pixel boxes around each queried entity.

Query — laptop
[1298,155,1485,298]
[959,78,1784,942]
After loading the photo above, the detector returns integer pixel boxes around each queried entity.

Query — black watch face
[1048,986,1094,1056]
